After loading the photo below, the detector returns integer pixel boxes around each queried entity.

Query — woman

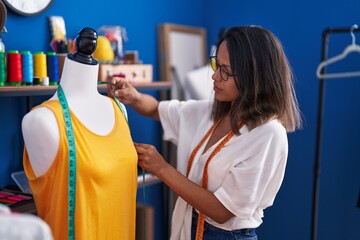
[109,25,301,240]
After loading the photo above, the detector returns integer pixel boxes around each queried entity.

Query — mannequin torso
[21,27,137,240]
[21,57,115,177]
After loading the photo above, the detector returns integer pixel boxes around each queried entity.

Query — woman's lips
[213,84,221,92]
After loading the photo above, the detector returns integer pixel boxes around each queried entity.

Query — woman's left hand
[134,143,168,176]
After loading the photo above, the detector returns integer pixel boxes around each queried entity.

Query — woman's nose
[211,68,221,81]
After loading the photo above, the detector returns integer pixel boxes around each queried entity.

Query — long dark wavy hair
[211,26,302,133]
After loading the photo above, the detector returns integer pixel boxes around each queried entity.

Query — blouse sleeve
[158,100,184,145]
[214,121,288,219]
[158,99,211,145]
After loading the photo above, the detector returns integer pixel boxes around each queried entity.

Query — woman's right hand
[107,77,141,105]
[108,76,160,120]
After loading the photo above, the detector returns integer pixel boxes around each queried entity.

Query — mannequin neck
[56,57,100,99]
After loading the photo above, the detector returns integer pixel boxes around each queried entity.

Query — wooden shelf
[0,81,171,97]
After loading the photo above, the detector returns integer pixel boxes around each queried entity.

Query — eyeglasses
[209,56,235,81]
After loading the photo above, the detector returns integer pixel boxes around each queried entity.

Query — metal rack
[312,25,360,240]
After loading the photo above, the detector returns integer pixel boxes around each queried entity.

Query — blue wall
[1,1,207,240]
[1,0,359,240]
[205,1,360,240]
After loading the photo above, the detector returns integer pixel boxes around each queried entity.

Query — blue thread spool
[47,52,59,85]
[21,51,34,84]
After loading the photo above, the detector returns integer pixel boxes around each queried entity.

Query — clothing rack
[312,25,360,240]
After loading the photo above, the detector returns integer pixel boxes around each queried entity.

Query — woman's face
[212,41,239,103]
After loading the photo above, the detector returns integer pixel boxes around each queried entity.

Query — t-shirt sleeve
[214,121,288,219]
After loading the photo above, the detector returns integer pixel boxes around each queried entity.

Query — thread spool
[33,51,47,83]
[0,50,5,86]
[47,51,59,85]
[42,76,49,86]
[7,50,22,86]
[21,51,34,84]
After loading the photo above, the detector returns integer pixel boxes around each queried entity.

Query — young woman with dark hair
[109,25,301,240]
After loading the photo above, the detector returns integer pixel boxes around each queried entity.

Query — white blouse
[158,99,288,240]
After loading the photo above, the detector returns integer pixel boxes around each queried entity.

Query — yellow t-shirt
[23,98,138,240]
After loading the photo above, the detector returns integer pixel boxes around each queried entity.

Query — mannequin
[22,55,114,176]
[21,27,137,240]
[22,27,117,176]
[22,57,115,176]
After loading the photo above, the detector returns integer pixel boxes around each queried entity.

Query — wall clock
[0,1,6,31]
[2,0,53,16]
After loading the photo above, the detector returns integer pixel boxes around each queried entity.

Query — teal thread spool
[21,51,34,84]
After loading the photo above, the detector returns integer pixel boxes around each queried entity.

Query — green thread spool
[0,50,6,86]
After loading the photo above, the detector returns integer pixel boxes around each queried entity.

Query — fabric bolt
[158,99,288,240]
[23,98,138,240]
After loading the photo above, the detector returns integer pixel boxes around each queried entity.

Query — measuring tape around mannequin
[58,84,147,240]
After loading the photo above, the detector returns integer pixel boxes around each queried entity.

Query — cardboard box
[99,64,153,84]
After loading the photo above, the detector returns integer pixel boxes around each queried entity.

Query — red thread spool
[7,50,22,86]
